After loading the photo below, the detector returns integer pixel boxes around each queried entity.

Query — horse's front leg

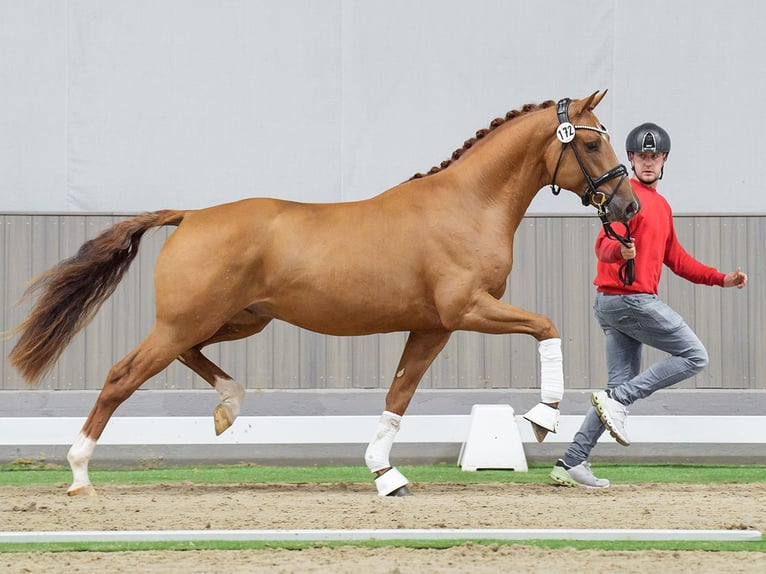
[458,291,564,442]
[366,330,451,496]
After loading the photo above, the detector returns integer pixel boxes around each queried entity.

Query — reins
[550,98,634,286]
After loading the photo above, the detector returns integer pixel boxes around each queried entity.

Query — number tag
[556,122,576,143]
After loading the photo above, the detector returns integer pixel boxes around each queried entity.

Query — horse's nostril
[626,201,639,219]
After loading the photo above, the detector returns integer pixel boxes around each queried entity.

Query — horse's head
[546,91,640,224]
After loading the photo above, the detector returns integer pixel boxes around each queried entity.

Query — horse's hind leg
[179,316,273,434]
[178,348,245,435]
[366,330,451,496]
[67,328,183,496]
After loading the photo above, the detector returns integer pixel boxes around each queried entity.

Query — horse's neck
[450,115,551,233]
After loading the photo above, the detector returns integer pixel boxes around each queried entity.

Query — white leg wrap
[374,467,410,496]
[365,411,401,473]
[67,432,96,492]
[539,337,564,403]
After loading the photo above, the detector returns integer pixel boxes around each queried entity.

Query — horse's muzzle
[622,198,640,221]
[604,180,640,223]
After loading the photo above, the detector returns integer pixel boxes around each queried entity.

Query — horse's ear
[589,89,608,110]
[571,90,608,117]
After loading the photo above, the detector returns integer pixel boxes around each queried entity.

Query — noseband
[549,98,634,285]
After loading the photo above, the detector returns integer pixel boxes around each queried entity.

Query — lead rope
[601,217,635,286]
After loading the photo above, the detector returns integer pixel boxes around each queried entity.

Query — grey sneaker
[591,390,630,446]
[550,459,610,488]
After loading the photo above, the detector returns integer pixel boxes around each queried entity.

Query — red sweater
[594,179,725,295]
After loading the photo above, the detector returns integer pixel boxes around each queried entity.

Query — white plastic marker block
[458,404,528,472]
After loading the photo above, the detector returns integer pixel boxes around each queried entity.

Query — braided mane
[409,99,556,181]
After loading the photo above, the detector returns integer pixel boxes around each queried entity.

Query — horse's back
[151,193,449,335]
[174,192,432,258]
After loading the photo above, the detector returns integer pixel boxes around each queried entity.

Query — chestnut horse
[9,91,638,496]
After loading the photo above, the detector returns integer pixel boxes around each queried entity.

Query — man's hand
[723,267,748,289]
[620,241,636,260]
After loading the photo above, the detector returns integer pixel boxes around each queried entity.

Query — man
[550,122,748,488]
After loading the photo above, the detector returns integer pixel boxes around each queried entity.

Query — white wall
[1,0,764,213]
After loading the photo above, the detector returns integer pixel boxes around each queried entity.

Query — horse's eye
[585,141,600,152]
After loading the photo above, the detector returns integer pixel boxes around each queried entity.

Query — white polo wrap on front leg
[365,410,402,473]
[539,337,564,403]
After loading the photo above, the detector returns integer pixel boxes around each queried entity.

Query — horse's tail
[8,209,186,385]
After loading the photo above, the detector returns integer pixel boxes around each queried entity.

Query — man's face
[629,151,667,187]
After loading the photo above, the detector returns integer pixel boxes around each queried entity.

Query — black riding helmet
[626,122,670,180]
[625,122,671,154]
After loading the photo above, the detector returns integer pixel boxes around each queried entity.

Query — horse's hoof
[67,484,97,497]
[530,422,550,443]
[386,484,412,497]
[213,404,234,435]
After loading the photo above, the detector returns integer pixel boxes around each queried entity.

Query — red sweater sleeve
[594,180,725,294]
[595,229,625,263]
[662,211,725,287]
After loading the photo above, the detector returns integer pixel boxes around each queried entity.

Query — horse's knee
[536,318,560,341]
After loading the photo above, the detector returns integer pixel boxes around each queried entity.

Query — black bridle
[549,98,634,285]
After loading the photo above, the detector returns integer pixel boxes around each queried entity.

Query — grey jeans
[562,292,709,466]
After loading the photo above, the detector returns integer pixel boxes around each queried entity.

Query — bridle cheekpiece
[549,98,628,213]
[550,98,635,285]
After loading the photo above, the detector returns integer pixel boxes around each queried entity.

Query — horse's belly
[265,292,442,336]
